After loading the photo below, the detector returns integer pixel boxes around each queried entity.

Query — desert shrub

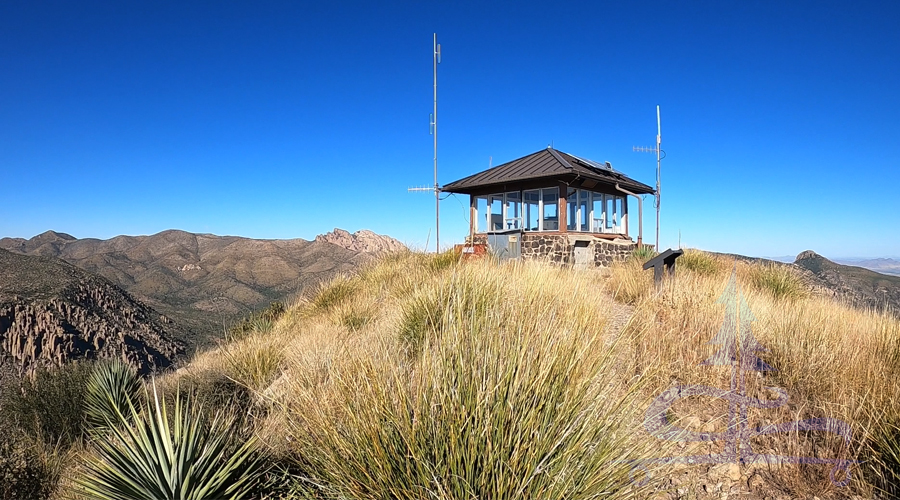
[0,428,56,500]
[0,362,93,448]
[311,275,358,312]
[749,262,808,300]
[632,244,657,261]
[229,301,286,341]
[179,371,257,424]
[678,248,721,276]
[84,358,142,432]
[74,385,265,500]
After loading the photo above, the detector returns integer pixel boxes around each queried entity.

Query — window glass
[614,197,624,231]
[567,188,577,231]
[505,192,521,229]
[592,193,605,232]
[542,188,558,231]
[606,196,614,230]
[578,190,589,231]
[476,196,488,233]
[489,194,504,231]
[524,190,540,231]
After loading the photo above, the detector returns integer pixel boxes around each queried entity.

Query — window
[614,196,624,232]
[505,192,522,229]
[566,188,577,231]
[475,196,488,233]
[605,196,615,230]
[592,193,605,232]
[542,188,558,231]
[524,190,540,231]
[579,190,590,231]
[489,194,504,231]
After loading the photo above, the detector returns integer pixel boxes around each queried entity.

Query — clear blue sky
[1,1,897,259]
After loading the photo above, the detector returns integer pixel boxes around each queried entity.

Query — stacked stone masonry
[468,233,635,268]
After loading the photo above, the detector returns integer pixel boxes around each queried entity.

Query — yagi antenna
[632,105,663,251]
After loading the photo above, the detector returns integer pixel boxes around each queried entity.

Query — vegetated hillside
[712,250,900,316]
[14,250,900,499]
[794,250,900,313]
[834,257,900,277]
[121,250,895,500]
[0,248,184,375]
[0,228,404,351]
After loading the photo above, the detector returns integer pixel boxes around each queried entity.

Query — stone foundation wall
[467,233,635,268]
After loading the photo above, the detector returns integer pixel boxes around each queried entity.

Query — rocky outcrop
[315,228,407,254]
[795,250,900,313]
[0,249,184,375]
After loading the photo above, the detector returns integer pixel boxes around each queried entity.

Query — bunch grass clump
[678,248,721,276]
[748,262,808,300]
[277,258,664,499]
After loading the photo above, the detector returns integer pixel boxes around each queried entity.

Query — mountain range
[0,229,405,355]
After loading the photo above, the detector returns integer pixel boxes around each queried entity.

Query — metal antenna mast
[633,105,663,251]
[432,33,441,252]
[407,34,441,253]
[655,105,661,252]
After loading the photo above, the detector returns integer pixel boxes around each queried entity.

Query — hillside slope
[0,229,403,350]
[794,250,900,313]
[0,248,184,375]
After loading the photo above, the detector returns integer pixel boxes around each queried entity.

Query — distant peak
[34,230,76,241]
[796,250,825,262]
[315,228,406,254]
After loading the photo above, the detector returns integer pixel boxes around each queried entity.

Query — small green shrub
[678,249,720,276]
[75,385,264,500]
[0,428,56,500]
[84,359,142,432]
[229,301,286,340]
[632,244,658,261]
[0,362,93,448]
[182,371,257,422]
[749,263,808,300]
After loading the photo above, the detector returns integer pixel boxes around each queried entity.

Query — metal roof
[442,147,655,195]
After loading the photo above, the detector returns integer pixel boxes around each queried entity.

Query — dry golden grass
[157,248,900,499]
[608,249,900,498]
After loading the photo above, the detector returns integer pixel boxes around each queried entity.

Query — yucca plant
[84,359,141,432]
[75,383,263,500]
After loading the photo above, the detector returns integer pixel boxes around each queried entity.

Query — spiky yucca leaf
[75,383,263,500]
[84,359,141,431]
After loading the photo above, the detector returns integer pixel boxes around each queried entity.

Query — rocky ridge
[315,228,407,254]
[0,249,184,375]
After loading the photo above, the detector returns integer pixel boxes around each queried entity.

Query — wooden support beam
[469,195,477,241]
[558,181,568,233]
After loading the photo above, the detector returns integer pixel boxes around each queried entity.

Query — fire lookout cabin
[442,147,655,268]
